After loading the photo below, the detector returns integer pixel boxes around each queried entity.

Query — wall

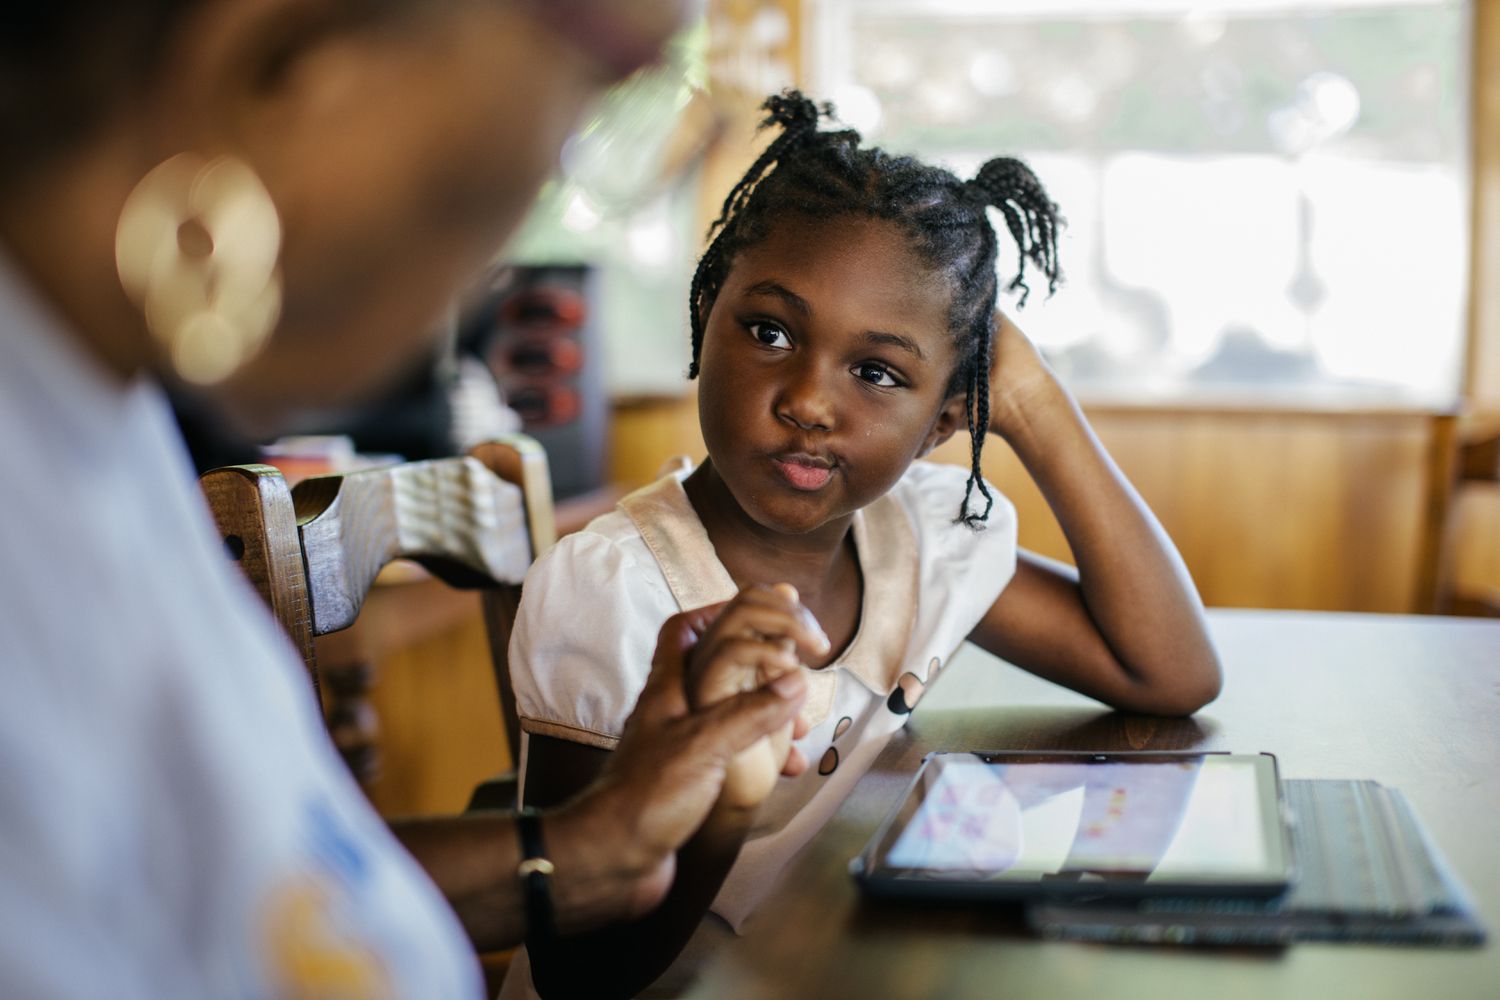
[607,395,1449,613]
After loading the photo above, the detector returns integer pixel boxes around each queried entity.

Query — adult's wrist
[515,807,557,947]
[543,785,670,933]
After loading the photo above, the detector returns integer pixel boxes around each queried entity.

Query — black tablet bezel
[851,751,1293,901]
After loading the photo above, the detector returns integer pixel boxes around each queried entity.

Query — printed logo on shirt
[258,797,391,998]
[261,877,393,999]
[305,798,370,886]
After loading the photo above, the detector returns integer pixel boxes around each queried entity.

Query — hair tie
[960,175,991,206]
[759,89,832,140]
[964,157,1062,306]
[965,158,1035,204]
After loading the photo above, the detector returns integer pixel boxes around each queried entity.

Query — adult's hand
[543,603,812,928]
[394,603,813,949]
[682,583,827,807]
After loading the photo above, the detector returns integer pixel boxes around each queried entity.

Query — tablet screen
[858,752,1290,897]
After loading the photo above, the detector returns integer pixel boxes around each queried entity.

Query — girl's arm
[968,313,1222,716]
[525,586,825,999]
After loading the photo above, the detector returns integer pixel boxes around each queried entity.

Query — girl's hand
[685,583,830,809]
[986,310,1066,443]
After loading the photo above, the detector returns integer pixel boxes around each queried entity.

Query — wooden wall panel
[608,397,1444,613]
[930,410,1434,614]
[933,410,1437,613]
[1459,4,1500,604]
[1452,485,1500,598]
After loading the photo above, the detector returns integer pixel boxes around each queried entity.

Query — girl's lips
[773,457,833,491]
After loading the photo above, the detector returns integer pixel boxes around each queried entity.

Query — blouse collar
[618,465,919,728]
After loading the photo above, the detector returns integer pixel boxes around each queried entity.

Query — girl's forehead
[728,214,955,336]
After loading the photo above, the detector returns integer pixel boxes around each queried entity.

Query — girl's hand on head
[685,583,830,808]
[986,310,1066,441]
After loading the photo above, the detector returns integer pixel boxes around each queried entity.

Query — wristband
[516,807,557,947]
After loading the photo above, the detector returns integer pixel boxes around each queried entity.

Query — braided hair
[688,90,1062,528]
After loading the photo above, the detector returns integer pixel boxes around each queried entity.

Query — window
[809,0,1469,406]
[506,25,713,396]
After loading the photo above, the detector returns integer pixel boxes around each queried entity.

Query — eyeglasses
[519,0,700,82]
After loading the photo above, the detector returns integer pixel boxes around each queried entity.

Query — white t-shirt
[0,254,480,998]
[504,460,1017,994]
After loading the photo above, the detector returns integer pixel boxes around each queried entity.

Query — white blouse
[507,458,1017,980]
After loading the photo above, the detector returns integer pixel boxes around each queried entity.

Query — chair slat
[203,439,557,801]
[293,457,531,636]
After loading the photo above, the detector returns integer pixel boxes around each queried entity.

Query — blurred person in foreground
[0,2,818,996]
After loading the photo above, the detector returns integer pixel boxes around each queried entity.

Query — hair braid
[959,322,996,528]
[688,91,829,378]
[686,237,720,378]
[711,91,829,238]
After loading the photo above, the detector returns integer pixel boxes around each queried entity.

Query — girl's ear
[918,392,969,457]
[696,285,719,333]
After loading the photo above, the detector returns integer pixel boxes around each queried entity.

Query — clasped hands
[682,583,830,808]
[560,584,826,923]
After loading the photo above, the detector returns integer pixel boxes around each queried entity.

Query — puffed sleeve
[897,460,1019,670]
[508,521,679,750]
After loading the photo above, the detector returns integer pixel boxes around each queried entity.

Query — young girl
[503,91,1221,998]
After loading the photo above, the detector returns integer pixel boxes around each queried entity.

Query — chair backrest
[200,434,555,766]
[1416,414,1500,615]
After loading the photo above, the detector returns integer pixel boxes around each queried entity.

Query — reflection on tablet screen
[883,756,1269,880]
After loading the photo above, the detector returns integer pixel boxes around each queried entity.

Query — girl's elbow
[1165,680,1220,716]
[1116,654,1222,716]
[1155,657,1223,716]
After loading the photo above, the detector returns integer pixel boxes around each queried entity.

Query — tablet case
[1026,779,1487,946]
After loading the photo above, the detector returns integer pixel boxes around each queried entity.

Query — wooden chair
[200,435,556,795]
[1417,414,1500,616]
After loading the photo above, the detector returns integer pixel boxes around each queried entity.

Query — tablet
[851,751,1293,901]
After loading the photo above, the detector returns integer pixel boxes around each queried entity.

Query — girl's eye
[749,322,792,350]
[853,363,900,388]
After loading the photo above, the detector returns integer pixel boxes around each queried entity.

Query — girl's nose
[776,363,835,432]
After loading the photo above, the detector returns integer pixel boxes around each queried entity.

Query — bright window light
[809,0,1469,406]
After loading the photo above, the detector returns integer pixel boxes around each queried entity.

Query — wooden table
[690,609,1500,1000]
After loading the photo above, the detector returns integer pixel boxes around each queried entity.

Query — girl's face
[697,214,967,538]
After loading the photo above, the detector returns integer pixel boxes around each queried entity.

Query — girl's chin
[708,461,851,538]
[742,494,848,538]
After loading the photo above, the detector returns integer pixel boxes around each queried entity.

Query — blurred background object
[461,265,606,500]
[505,21,724,398]
[807,0,1469,407]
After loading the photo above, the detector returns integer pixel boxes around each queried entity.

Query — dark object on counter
[462,264,607,500]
